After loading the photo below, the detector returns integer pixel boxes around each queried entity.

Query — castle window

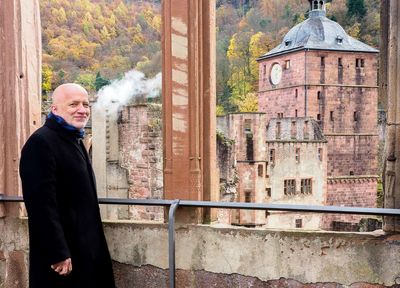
[295,218,303,228]
[317,91,321,100]
[269,149,275,165]
[330,111,334,121]
[285,60,290,69]
[285,40,292,46]
[336,36,343,44]
[244,119,251,133]
[295,109,298,117]
[246,133,254,161]
[258,164,263,177]
[354,111,359,121]
[276,122,281,139]
[295,89,298,98]
[277,112,283,118]
[338,57,343,67]
[284,179,296,195]
[301,179,312,194]
[318,148,323,161]
[321,56,325,66]
[266,188,271,197]
[291,121,296,139]
[245,192,252,203]
[356,58,365,68]
[263,64,267,76]
[349,171,354,176]
[304,121,309,139]
[265,163,268,178]
[317,114,321,121]
[295,148,300,163]
[313,0,318,10]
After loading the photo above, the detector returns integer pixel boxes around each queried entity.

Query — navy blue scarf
[47,112,85,139]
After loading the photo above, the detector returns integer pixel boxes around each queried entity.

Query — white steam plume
[93,69,161,115]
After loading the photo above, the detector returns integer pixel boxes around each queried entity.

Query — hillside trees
[41,0,380,110]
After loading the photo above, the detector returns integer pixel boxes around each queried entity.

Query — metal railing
[1,194,400,288]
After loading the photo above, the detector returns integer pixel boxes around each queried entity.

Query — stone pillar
[0,0,41,217]
[162,0,217,223]
[382,0,400,232]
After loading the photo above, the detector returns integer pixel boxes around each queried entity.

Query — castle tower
[257,0,379,229]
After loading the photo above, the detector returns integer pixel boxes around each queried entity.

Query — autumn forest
[40,0,380,114]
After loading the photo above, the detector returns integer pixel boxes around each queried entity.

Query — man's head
[51,83,90,129]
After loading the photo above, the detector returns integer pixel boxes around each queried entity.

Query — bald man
[20,84,115,288]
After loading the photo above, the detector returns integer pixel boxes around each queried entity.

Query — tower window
[318,148,323,161]
[321,56,325,66]
[295,148,300,163]
[266,188,271,197]
[330,111,334,121]
[244,119,251,133]
[354,111,359,121]
[301,179,312,194]
[295,89,298,98]
[356,58,365,68]
[263,64,267,76]
[245,192,252,203]
[313,0,318,10]
[336,36,343,44]
[258,164,263,177]
[285,60,290,69]
[284,179,296,195]
[269,149,275,165]
[317,114,321,121]
[295,219,303,228]
[317,91,321,100]
[276,122,281,139]
[295,109,298,117]
[338,58,343,67]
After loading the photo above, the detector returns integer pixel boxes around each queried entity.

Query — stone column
[0,0,41,217]
[162,0,217,223]
[382,0,400,232]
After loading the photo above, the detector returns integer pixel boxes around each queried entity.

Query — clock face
[270,63,282,85]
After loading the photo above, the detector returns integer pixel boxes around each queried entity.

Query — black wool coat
[20,118,115,288]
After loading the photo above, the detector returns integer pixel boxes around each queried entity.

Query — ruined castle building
[257,0,379,228]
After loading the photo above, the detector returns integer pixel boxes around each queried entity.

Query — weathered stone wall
[326,135,379,177]
[105,222,400,287]
[324,177,379,230]
[119,104,164,221]
[2,219,400,287]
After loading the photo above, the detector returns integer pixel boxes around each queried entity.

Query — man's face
[51,88,90,129]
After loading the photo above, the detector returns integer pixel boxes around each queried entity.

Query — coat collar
[45,117,87,160]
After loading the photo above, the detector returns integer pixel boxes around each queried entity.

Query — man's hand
[51,258,72,276]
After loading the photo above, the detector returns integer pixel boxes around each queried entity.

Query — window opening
[284,179,296,195]
[301,179,312,194]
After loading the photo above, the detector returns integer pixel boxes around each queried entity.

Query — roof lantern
[257,0,378,60]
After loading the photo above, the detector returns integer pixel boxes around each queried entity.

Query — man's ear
[50,104,57,113]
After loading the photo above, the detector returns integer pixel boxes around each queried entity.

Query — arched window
[313,1,318,10]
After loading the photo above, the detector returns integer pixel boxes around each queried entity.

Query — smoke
[93,69,161,116]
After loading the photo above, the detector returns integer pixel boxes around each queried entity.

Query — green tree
[76,73,96,92]
[347,0,366,19]
[94,72,110,91]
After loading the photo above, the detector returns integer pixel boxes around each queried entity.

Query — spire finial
[308,0,326,17]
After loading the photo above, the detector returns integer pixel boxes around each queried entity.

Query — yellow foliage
[234,92,258,112]
[216,105,226,116]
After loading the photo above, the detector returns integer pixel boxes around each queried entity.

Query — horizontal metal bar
[1,195,399,217]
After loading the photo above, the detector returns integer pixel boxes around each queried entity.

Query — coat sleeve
[20,133,71,265]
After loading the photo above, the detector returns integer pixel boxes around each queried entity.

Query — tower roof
[258,2,378,60]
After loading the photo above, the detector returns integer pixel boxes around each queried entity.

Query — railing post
[168,199,180,288]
